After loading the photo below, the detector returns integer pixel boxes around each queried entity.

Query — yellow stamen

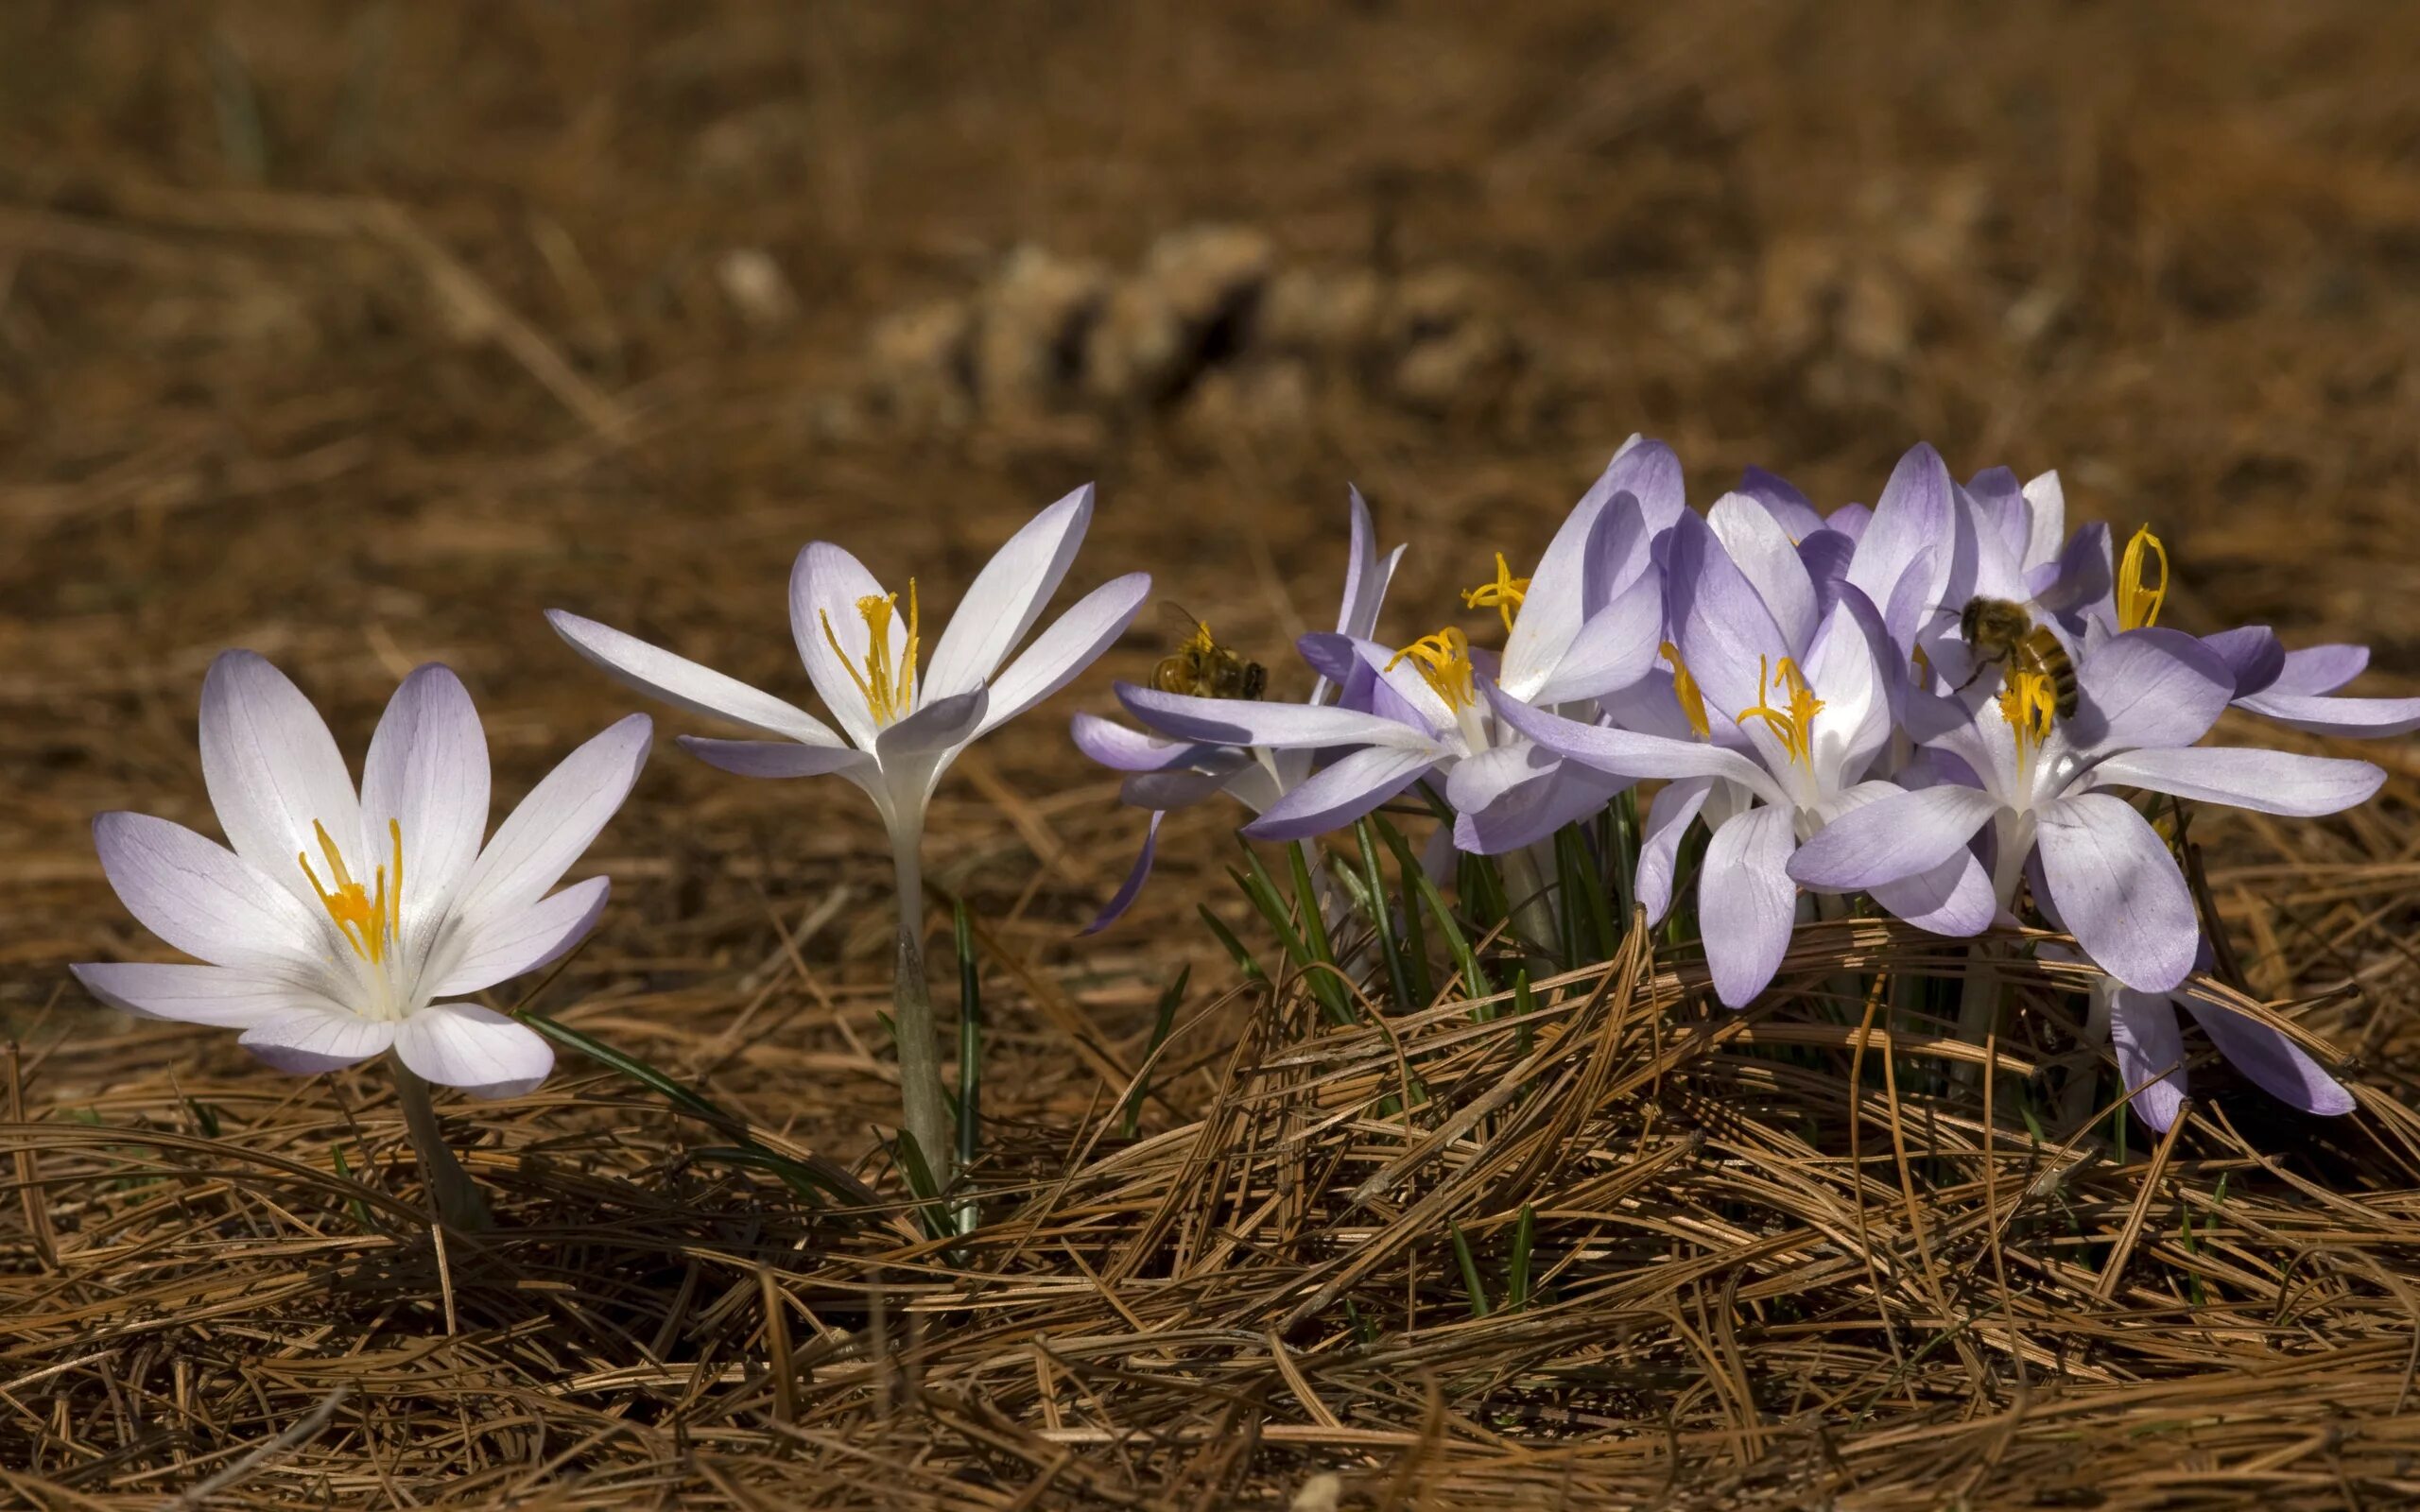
[1386,626,1478,710]
[1997,664,2058,752]
[2117,524,2168,631]
[1662,642,1710,740]
[300,818,403,966]
[1461,551,1530,634]
[819,579,920,727]
[1735,656,1824,769]
[1911,644,1932,682]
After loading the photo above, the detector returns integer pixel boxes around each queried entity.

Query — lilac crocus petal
[2031,521,2111,618]
[1667,510,1789,721]
[1500,483,1616,698]
[545,610,841,747]
[1081,811,1165,935]
[1799,531,1856,620]
[2021,471,2066,572]
[922,484,1093,701]
[360,664,491,932]
[1709,492,1819,654]
[1071,713,1201,774]
[1123,759,1246,811]
[1581,435,1686,535]
[1635,776,1713,925]
[1698,804,1800,1009]
[1240,745,1439,841]
[94,812,327,971]
[71,962,340,1029]
[679,737,875,781]
[1788,782,2000,890]
[876,690,989,763]
[1530,569,1664,705]
[2233,689,2420,739]
[452,714,651,920]
[1845,443,1951,619]
[431,875,612,997]
[238,1005,396,1074]
[1338,488,1403,642]
[1448,745,1629,855]
[1117,681,1435,752]
[789,541,897,749]
[2176,989,2356,1117]
[2267,644,2368,697]
[977,572,1153,736]
[1298,631,1362,688]
[1487,685,1781,798]
[1870,850,1996,937]
[2075,628,2233,753]
[2107,988,2190,1132]
[198,650,364,905]
[1963,467,2030,568]
[2034,792,2198,993]
[393,1002,555,1099]
[2200,626,2286,698]
[1738,466,1824,540]
[2091,747,2384,817]
[1827,503,1872,542]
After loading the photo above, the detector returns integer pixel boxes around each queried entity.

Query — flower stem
[1495,844,1562,968]
[889,832,957,1195]
[389,1054,491,1231]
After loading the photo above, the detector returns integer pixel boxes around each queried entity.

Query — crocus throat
[1662,643,1711,740]
[1736,656,1824,770]
[302,818,402,966]
[2117,525,2168,631]
[1461,552,1530,634]
[821,579,920,728]
[1388,627,1478,710]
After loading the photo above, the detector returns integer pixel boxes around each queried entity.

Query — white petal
[452,715,650,922]
[923,484,1095,701]
[678,737,878,781]
[198,650,362,906]
[430,875,611,998]
[72,961,346,1029]
[1708,490,1819,655]
[1499,490,1609,695]
[788,542,895,750]
[360,664,490,936]
[93,812,329,971]
[238,1005,395,1074]
[546,609,842,746]
[393,1002,553,1098]
[977,573,1152,737]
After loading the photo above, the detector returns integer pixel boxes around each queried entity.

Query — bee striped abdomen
[2019,624,2079,717]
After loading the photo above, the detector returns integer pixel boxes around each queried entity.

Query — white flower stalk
[547,485,1150,1188]
[75,652,651,1228]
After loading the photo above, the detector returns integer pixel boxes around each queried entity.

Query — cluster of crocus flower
[1086,438,2411,1132]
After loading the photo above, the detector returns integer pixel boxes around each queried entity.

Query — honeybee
[1953,597,2078,718]
[1152,605,1268,700]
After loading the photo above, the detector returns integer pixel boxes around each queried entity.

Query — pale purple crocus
[1495,508,1994,1006]
[2052,934,2355,1132]
[1110,438,1679,854]
[1789,628,2385,992]
[76,651,648,1098]
[549,485,1150,1186]
[1072,489,1404,930]
[2224,640,2420,739]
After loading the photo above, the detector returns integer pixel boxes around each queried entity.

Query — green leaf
[1451,1221,1492,1317]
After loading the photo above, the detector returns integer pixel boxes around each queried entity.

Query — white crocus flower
[546,485,1150,1186]
[74,652,651,1227]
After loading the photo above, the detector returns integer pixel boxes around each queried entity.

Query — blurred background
[6,0,2419,1044]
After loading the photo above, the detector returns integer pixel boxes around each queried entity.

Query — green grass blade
[1450,1221,1492,1317]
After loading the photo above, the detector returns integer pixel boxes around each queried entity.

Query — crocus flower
[1788,628,2385,991]
[75,652,649,1099]
[547,485,1150,1184]
[1113,438,1679,853]
[1071,489,1404,929]
[1495,508,1993,1006]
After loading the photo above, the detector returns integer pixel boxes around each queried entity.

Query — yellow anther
[1387,626,1478,710]
[1461,552,1530,634]
[301,818,402,966]
[1997,664,2058,752]
[820,579,920,728]
[1911,644,1932,681]
[1735,656,1824,769]
[1662,642,1711,740]
[2117,524,2168,631]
